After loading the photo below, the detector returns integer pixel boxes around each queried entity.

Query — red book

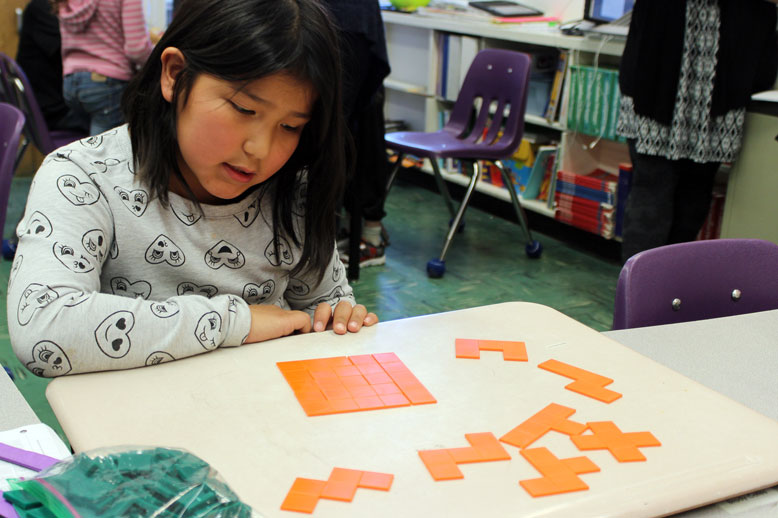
[556,169,618,194]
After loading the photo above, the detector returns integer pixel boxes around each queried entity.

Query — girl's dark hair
[121,0,347,281]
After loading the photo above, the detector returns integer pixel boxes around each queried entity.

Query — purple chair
[612,239,778,330]
[0,52,86,158]
[0,103,25,250]
[384,48,541,278]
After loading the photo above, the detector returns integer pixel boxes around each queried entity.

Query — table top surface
[46,302,778,518]
[604,309,778,423]
[0,367,39,432]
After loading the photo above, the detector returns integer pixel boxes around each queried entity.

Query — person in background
[15,0,85,132]
[8,0,377,378]
[324,0,392,269]
[51,0,154,136]
[617,0,778,264]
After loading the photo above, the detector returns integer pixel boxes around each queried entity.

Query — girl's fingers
[313,302,332,332]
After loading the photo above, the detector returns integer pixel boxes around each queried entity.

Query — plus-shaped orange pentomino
[500,403,587,449]
[281,467,394,514]
[538,359,622,403]
[277,353,436,416]
[418,432,512,480]
[519,447,601,497]
[455,338,528,361]
[571,421,662,462]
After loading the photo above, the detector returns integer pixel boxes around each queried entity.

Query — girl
[53,0,154,135]
[8,0,378,378]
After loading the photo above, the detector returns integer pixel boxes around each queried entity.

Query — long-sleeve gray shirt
[8,125,353,377]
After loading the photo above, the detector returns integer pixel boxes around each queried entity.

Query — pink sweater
[58,0,154,81]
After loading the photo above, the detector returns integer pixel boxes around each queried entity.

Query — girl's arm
[7,148,249,377]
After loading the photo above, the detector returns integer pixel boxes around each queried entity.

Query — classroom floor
[0,173,621,444]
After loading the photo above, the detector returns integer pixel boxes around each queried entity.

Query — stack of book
[554,164,632,239]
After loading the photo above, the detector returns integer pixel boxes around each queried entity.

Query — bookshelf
[381,9,628,235]
[382,11,628,238]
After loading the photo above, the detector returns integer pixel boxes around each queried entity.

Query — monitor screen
[584,0,634,23]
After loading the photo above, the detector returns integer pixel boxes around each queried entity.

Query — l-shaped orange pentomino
[281,468,394,514]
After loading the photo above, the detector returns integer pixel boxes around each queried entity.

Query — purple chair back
[612,239,778,330]
[444,48,531,159]
[0,52,86,155]
[0,103,25,241]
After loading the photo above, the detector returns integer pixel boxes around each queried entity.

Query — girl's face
[161,50,315,204]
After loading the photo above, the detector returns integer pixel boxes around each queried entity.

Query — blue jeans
[63,71,128,136]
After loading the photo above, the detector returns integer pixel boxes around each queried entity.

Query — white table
[46,302,778,517]
[604,309,778,517]
[0,368,39,431]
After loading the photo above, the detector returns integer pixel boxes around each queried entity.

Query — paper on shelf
[0,423,71,491]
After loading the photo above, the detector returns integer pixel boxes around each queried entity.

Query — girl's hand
[313,301,378,334]
[246,305,312,343]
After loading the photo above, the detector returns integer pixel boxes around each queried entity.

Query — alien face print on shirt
[53,242,95,273]
[264,236,293,267]
[170,199,202,226]
[146,351,175,366]
[17,283,59,326]
[307,286,346,310]
[57,175,100,206]
[178,282,218,298]
[286,278,310,299]
[82,229,108,262]
[150,300,180,318]
[8,255,22,289]
[27,340,72,377]
[195,311,222,350]
[115,186,149,217]
[205,241,245,270]
[20,211,53,238]
[233,198,260,228]
[243,280,275,304]
[94,310,135,359]
[145,235,185,267]
[90,157,123,174]
[111,277,152,299]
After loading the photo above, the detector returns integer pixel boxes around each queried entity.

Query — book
[526,50,558,117]
[523,145,556,200]
[445,34,462,102]
[614,162,633,238]
[459,35,481,88]
[555,205,615,238]
[544,50,569,122]
[556,168,618,193]
[555,180,615,205]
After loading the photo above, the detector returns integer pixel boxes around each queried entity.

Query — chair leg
[385,152,403,197]
[495,160,534,243]
[429,158,457,219]
[438,160,479,262]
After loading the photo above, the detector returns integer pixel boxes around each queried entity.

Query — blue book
[554,180,615,205]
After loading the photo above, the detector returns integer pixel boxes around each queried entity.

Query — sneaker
[340,239,386,268]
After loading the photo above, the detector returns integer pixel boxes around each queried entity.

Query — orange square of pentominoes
[278,353,436,416]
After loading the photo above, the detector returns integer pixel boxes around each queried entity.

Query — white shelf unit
[382,10,627,227]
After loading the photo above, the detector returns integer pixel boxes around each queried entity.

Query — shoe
[2,238,17,261]
[340,239,386,268]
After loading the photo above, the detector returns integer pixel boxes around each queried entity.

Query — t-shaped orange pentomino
[538,359,622,403]
[455,338,528,361]
[281,467,394,514]
[500,403,587,449]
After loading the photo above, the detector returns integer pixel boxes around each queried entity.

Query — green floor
[0,174,621,445]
